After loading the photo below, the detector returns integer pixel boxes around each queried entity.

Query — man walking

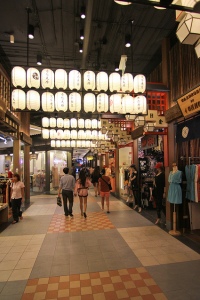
[58,167,75,217]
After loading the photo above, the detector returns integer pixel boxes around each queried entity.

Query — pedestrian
[154,165,166,224]
[91,166,101,197]
[58,167,75,217]
[74,169,92,218]
[10,173,25,224]
[126,166,134,203]
[98,168,111,213]
[131,165,142,213]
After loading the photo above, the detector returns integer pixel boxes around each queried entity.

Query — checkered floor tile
[22,267,166,300]
[47,212,115,233]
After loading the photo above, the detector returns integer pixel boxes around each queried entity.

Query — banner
[176,115,200,142]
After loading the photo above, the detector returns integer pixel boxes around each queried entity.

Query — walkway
[0,192,200,300]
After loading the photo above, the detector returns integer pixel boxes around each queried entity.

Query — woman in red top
[98,168,111,213]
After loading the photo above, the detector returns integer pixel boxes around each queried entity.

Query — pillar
[24,145,30,203]
[13,139,20,174]
[45,151,50,193]
[67,151,72,170]
[115,148,120,197]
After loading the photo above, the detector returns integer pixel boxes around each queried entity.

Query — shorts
[100,191,110,197]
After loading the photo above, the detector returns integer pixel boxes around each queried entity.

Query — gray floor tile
[50,264,70,277]
[1,280,27,295]
[88,260,108,272]
[164,289,192,300]
[70,264,89,275]
[0,294,22,300]
[52,254,70,265]
[70,254,87,263]
[99,244,116,252]
[86,252,104,262]
[0,282,6,293]
[85,245,102,254]
[29,265,52,279]
[34,255,54,265]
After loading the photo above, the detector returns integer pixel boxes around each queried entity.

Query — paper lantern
[81,140,86,147]
[69,70,81,90]
[71,140,76,147]
[57,130,64,139]
[61,140,66,147]
[123,95,134,114]
[56,140,61,147]
[85,130,92,139]
[78,119,85,128]
[96,71,108,91]
[110,94,122,113]
[42,117,49,127]
[176,13,200,45]
[51,140,56,147]
[92,119,98,129]
[77,141,82,147]
[98,120,101,128]
[49,118,56,128]
[55,92,68,112]
[66,141,71,147]
[109,72,120,92]
[41,69,54,89]
[86,141,91,147]
[133,96,147,114]
[84,71,95,91]
[84,93,95,112]
[42,129,49,139]
[97,93,108,113]
[42,92,55,112]
[50,129,57,139]
[121,73,134,92]
[27,67,40,89]
[11,89,26,110]
[71,130,77,139]
[63,130,70,139]
[85,119,92,129]
[27,90,40,111]
[107,130,113,138]
[64,118,70,128]
[69,92,81,112]
[133,74,146,93]
[11,67,26,88]
[70,118,77,128]
[92,130,98,140]
[55,69,67,89]
[134,116,145,127]
[78,130,86,139]
[57,118,64,128]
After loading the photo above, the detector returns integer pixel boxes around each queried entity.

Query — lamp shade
[92,119,98,128]
[78,130,86,139]
[71,130,78,139]
[61,140,66,147]
[85,119,92,129]
[121,73,134,92]
[96,72,108,91]
[84,71,95,91]
[63,130,71,139]
[64,118,70,128]
[78,119,85,128]
[56,140,61,147]
[77,141,82,147]
[69,70,81,90]
[110,94,122,113]
[66,141,71,147]
[176,13,200,45]
[97,93,108,112]
[84,93,95,112]
[85,130,92,139]
[71,140,76,147]
[51,140,56,147]
[57,129,64,139]
[41,69,54,89]
[11,89,26,110]
[123,95,134,114]
[42,117,49,127]
[92,130,98,140]
[86,141,91,147]
[12,67,26,88]
[133,74,146,93]
[57,118,64,128]
[42,129,49,139]
[27,67,40,89]
[109,72,121,92]
[82,140,86,147]
[133,95,147,114]
[69,92,81,112]
[42,92,55,112]
[135,116,145,127]
[26,90,40,111]
[70,118,77,128]
[55,92,68,112]
[50,129,57,139]
[49,117,56,128]
[55,69,67,89]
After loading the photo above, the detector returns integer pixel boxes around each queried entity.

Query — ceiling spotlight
[115,62,119,71]
[28,25,34,39]
[79,43,83,53]
[80,6,86,19]
[114,1,132,5]
[80,29,84,40]
[10,34,14,43]
[37,54,42,65]
[125,34,131,47]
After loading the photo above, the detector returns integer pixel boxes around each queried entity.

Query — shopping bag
[57,196,62,207]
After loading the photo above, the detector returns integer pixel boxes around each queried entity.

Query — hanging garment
[197,165,200,202]
[167,170,182,204]
[185,165,196,201]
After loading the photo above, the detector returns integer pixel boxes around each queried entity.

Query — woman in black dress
[91,166,101,197]
[154,166,166,224]
[131,165,142,213]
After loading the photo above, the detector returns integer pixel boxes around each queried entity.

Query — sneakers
[83,212,87,218]
[138,207,142,213]
[133,205,138,210]
[155,218,161,225]
[69,213,74,217]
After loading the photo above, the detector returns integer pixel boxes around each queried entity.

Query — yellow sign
[145,110,168,128]
[177,85,200,117]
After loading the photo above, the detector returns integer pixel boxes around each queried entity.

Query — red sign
[141,135,158,150]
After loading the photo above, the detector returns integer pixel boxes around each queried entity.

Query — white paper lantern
[69,70,81,90]
[84,71,95,91]
[56,140,61,147]
[134,116,145,127]
[176,12,200,45]
[121,73,134,92]
[61,140,66,147]
[55,69,67,89]
[98,120,101,129]
[78,130,86,139]
[109,72,121,92]
[71,140,76,147]
[71,130,77,139]
[70,118,77,128]
[50,129,57,139]
[85,130,92,139]
[92,130,98,140]
[64,118,70,128]
[50,118,56,128]
[97,93,108,113]
[86,141,91,147]
[133,96,147,114]
[57,118,64,128]
[96,72,108,91]
[110,94,122,113]
[133,74,146,93]
[77,141,82,147]
[42,117,49,127]
[41,69,54,89]
[42,129,49,139]
[123,95,134,114]
[63,130,70,139]
[42,92,54,112]
[27,90,40,111]
[81,140,86,147]
[55,92,68,112]
[92,119,98,129]
[12,67,26,88]
[84,93,95,113]
[85,119,92,129]
[27,68,40,89]
[69,92,81,112]
[78,119,85,128]
[11,89,26,110]
[51,140,56,147]
[57,129,64,139]
[66,141,71,147]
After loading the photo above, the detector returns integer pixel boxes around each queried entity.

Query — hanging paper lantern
[84,71,95,91]
[64,118,70,128]
[70,118,77,128]
[98,120,101,129]
[84,93,95,113]
[27,90,40,111]
[71,140,76,147]
[69,70,81,90]
[55,69,67,90]
[41,69,54,89]
[11,67,26,88]
[133,96,147,114]
[134,116,145,127]
[85,130,92,139]
[57,130,64,139]
[85,119,92,129]
[42,129,49,139]
[86,141,91,147]
[69,92,81,112]
[61,140,66,147]
[27,68,40,89]
[81,140,86,147]
[49,118,56,128]
[97,93,108,113]
[42,92,54,112]
[11,89,26,110]
[121,73,134,92]
[63,130,70,139]
[66,141,71,147]
[78,130,86,139]
[55,92,68,112]
[51,140,56,147]
[77,140,82,147]
[92,130,98,140]
[110,94,122,113]
[78,119,85,128]
[42,117,49,127]
[56,140,61,147]
[133,74,146,93]
[71,130,78,139]
[96,71,108,91]
[57,118,64,128]
[50,129,57,139]
[109,72,121,92]
[123,95,134,114]
[92,119,98,129]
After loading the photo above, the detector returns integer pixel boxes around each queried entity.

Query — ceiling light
[125,34,131,47]
[154,6,166,9]
[114,62,119,71]
[10,34,14,43]
[80,6,86,19]
[37,54,42,65]
[176,13,200,45]
[114,1,132,5]
[28,25,34,39]
[79,43,83,53]
[80,29,84,40]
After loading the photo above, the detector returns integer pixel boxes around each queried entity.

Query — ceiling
[0,0,198,159]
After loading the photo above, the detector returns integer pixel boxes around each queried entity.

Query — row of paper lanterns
[42,129,109,140]
[12,89,147,114]
[51,140,99,148]
[42,117,101,129]
[11,67,146,93]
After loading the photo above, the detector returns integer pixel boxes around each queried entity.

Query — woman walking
[131,165,142,213]
[91,166,101,197]
[154,165,166,224]
[74,169,92,218]
[98,168,111,213]
[11,173,25,224]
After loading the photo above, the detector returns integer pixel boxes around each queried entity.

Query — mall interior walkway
[0,191,200,300]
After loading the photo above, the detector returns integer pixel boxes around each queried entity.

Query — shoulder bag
[101,176,112,190]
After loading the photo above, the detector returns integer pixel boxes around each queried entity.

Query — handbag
[57,196,62,207]
[101,176,112,190]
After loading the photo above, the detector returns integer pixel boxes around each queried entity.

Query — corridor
[0,192,200,300]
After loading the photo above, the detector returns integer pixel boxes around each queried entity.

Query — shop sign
[165,104,182,123]
[141,135,158,150]
[145,110,168,127]
[30,153,38,160]
[131,126,144,140]
[177,85,200,117]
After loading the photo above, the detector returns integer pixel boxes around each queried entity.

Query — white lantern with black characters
[84,93,95,112]
[11,89,26,110]
[12,67,26,88]
[69,92,81,112]
[109,72,121,92]
[55,92,68,112]
[27,68,40,89]
[84,71,95,91]
[27,90,40,111]
[121,73,134,92]
[69,70,81,90]
[42,92,54,112]
[96,72,108,91]
[55,69,67,89]
[97,93,108,113]
[133,74,146,93]
[41,69,54,89]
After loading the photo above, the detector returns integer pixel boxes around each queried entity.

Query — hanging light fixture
[37,54,42,65]
[71,118,77,128]
[66,141,71,147]
[27,90,40,111]
[71,130,78,139]
[55,69,67,89]
[56,140,61,147]
[110,94,122,113]
[10,34,14,43]
[85,130,92,139]
[114,1,132,5]
[123,95,134,114]
[84,93,95,112]
[85,119,92,129]
[50,129,57,139]
[79,43,83,53]
[50,117,57,128]
[51,140,56,147]
[114,62,119,71]
[69,70,81,90]
[63,130,71,139]
[92,130,98,140]
[96,72,108,92]
[27,67,40,89]
[11,89,26,110]
[80,29,84,40]
[176,13,200,45]
[41,69,54,89]
[69,92,81,112]
[55,92,68,112]
[97,93,108,113]
[133,74,146,93]
[80,6,86,19]
[57,118,64,128]
[61,140,66,147]
[71,140,76,147]
[109,72,121,92]
[135,116,145,127]
[143,122,156,132]
[28,25,34,39]
[78,130,86,139]
[92,119,98,129]
[42,117,49,128]
[11,67,26,88]
[84,71,95,91]
[42,92,54,112]
[57,130,64,139]
[121,73,134,92]
[42,129,49,139]
[133,95,147,114]
[125,34,131,47]
[64,118,70,128]
[78,119,85,128]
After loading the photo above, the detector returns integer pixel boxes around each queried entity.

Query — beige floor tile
[168,253,190,263]
[47,283,59,290]
[0,246,12,254]
[15,258,36,269]
[3,252,22,261]
[58,289,69,297]
[14,240,30,246]
[9,245,27,253]
[38,278,49,284]
[0,270,12,282]
[25,244,41,252]
[93,293,106,300]
[70,281,80,288]
[128,242,144,250]
[0,260,18,271]
[155,254,176,264]
[8,268,32,281]
[116,289,129,299]
[21,251,39,260]
[138,286,151,295]
[147,247,166,256]
[184,251,200,260]
[33,291,46,300]
[0,253,6,262]
[81,286,92,295]
[138,256,160,267]
[133,249,152,258]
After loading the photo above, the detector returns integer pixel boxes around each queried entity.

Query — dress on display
[185,165,196,201]
[168,170,182,204]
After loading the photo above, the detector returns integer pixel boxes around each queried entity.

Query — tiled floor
[0,190,200,299]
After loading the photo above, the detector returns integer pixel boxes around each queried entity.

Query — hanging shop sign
[176,115,200,142]
[177,85,200,117]
[145,110,168,128]
[141,135,158,150]
[165,104,182,123]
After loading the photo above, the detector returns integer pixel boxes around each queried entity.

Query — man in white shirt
[58,167,75,217]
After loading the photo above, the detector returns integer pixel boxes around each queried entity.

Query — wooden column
[162,38,170,88]
[115,148,120,197]
[45,151,50,193]
[24,145,30,204]
[13,139,20,174]
[67,151,72,170]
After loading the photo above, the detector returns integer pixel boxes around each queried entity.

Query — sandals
[12,220,18,224]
